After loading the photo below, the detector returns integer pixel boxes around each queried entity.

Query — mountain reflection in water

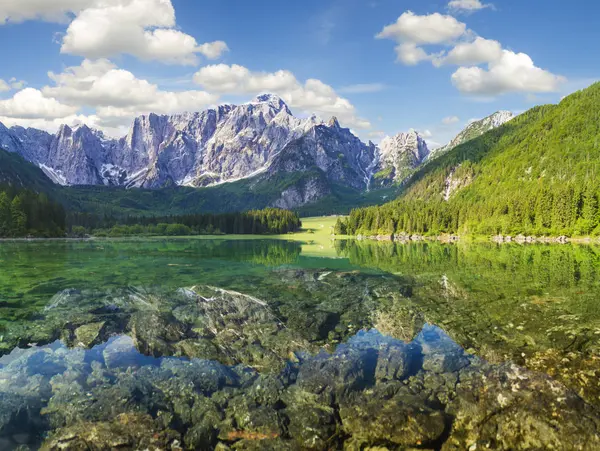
[0,239,598,449]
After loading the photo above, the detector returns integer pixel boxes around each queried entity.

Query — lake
[0,238,599,450]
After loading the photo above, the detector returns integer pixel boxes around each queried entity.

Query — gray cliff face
[374,131,430,185]
[270,175,331,210]
[44,125,112,186]
[0,95,378,198]
[267,120,377,191]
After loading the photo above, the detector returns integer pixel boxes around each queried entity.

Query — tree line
[0,187,66,238]
[335,182,600,237]
[69,208,302,237]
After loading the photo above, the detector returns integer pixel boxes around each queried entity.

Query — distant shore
[350,232,600,245]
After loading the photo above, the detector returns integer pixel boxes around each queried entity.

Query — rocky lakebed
[0,239,599,450]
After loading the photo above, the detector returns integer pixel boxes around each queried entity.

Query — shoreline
[349,233,600,245]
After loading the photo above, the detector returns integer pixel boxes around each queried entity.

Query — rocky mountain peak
[56,124,73,136]
[252,93,290,114]
[327,116,341,129]
[486,111,515,128]
[379,131,429,162]
[432,110,516,159]
[373,130,430,185]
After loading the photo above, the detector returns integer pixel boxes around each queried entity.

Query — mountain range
[0,94,514,210]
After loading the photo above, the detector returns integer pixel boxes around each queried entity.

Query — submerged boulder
[40,413,181,451]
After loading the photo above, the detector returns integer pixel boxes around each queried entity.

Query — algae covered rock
[40,413,181,451]
[339,389,447,448]
[442,363,600,450]
[74,321,106,348]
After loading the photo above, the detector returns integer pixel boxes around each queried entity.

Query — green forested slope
[337,82,600,237]
[0,148,58,192]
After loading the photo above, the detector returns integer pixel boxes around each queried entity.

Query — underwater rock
[296,347,377,397]
[40,413,181,451]
[339,388,447,448]
[0,392,47,448]
[173,338,221,361]
[286,402,337,449]
[128,311,189,357]
[373,300,425,343]
[443,363,600,450]
[74,321,106,348]
[285,309,340,342]
[230,437,300,450]
[102,335,143,369]
[375,343,414,382]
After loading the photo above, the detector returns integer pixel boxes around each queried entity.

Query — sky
[0,0,597,147]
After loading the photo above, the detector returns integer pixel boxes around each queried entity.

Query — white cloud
[0,78,27,92]
[0,114,100,134]
[0,88,79,119]
[9,78,26,90]
[193,64,371,129]
[196,41,229,60]
[339,83,386,94]
[1,0,227,66]
[377,11,467,45]
[435,37,502,66]
[377,11,467,65]
[442,116,460,125]
[451,50,566,95]
[395,42,433,66]
[60,0,227,65]
[448,0,493,13]
[377,11,565,97]
[0,0,93,24]
[43,59,218,130]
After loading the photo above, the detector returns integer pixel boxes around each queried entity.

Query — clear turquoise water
[0,239,599,450]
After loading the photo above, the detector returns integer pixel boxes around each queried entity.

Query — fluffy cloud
[0,88,78,119]
[42,59,218,130]
[0,0,93,24]
[395,42,433,66]
[0,80,10,92]
[435,37,502,66]
[448,0,493,13]
[0,114,101,134]
[377,11,467,45]
[194,64,371,129]
[378,11,565,96]
[60,0,227,65]
[1,0,227,66]
[451,50,566,95]
[376,11,472,66]
[442,116,460,125]
[376,11,467,64]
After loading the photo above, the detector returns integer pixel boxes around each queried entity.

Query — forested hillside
[69,208,302,236]
[337,82,600,237]
[0,148,58,192]
[0,188,66,237]
[0,151,66,237]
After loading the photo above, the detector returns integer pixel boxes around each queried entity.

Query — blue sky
[0,0,597,146]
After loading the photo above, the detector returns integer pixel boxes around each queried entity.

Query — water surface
[0,238,599,450]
